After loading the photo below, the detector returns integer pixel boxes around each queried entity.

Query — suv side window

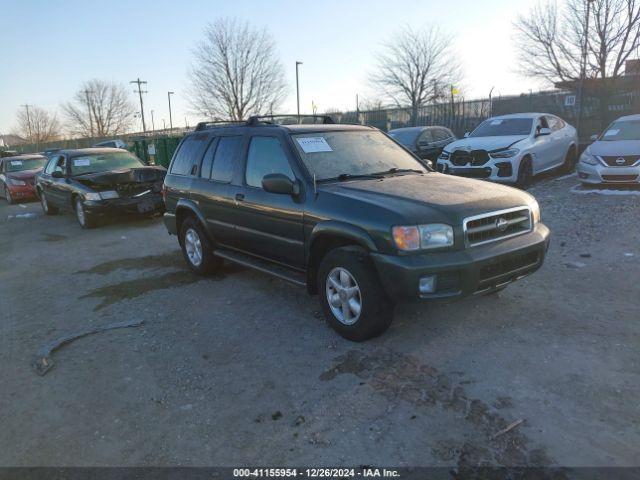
[418,130,433,145]
[432,128,450,142]
[245,136,294,188]
[170,134,209,176]
[44,157,57,174]
[212,136,243,182]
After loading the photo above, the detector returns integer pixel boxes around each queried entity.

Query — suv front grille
[600,155,639,167]
[451,149,489,166]
[476,251,540,291]
[464,207,532,247]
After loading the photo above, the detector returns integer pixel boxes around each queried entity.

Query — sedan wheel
[325,267,362,326]
[75,197,95,228]
[40,192,48,213]
[4,185,14,204]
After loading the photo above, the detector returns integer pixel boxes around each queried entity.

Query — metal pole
[130,78,147,133]
[151,110,155,131]
[168,91,174,133]
[356,94,360,124]
[576,0,593,141]
[296,61,303,120]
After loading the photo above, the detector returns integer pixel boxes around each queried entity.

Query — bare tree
[63,80,137,137]
[13,106,61,144]
[372,25,461,125]
[188,18,288,121]
[514,0,640,84]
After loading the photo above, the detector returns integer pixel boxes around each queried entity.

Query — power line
[130,78,148,133]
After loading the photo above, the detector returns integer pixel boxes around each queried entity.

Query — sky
[0,0,548,135]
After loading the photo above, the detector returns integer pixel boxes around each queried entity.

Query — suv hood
[588,140,640,157]
[444,136,528,153]
[74,166,166,188]
[319,173,533,224]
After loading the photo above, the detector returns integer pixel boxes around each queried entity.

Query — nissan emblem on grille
[495,217,509,232]
[616,157,626,165]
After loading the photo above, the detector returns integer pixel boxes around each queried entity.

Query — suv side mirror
[590,134,598,141]
[536,127,551,137]
[262,173,295,195]
[52,170,64,178]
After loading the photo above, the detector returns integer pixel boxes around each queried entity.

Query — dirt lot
[1,174,639,469]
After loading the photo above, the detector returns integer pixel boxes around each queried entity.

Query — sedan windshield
[5,157,47,172]
[388,129,420,147]
[70,152,144,176]
[470,118,533,137]
[599,120,640,141]
[291,130,426,181]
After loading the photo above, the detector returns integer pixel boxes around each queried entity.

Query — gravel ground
[0,174,639,469]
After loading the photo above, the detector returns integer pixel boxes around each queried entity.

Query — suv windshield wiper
[371,167,426,176]
[318,173,385,182]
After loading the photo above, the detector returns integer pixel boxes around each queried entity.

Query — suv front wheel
[180,217,222,275]
[317,246,393,341]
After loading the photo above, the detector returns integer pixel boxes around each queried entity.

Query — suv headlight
[392,224,454,251]
[438,151,450,160]
[7,178,26,186]
[490,148,519,159]
[580,149,599,165]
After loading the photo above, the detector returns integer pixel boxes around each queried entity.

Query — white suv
[436,113,578,187]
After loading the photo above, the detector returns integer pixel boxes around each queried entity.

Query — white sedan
[436,113,578,187]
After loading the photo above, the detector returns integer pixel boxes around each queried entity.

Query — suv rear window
[170,134,209,176]
[201,136,243,183]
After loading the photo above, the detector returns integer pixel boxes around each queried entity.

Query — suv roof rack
[195,120,246,131]
[247,115,335,126]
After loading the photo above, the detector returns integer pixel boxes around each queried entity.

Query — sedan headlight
[7,178,26,186]
[490,148,519,159]
[392,224,454,251]
[529,199,541,224]
[84,192,101,201]
[438,151,450,160]
[580,149,599,165]
[99,190,119,200]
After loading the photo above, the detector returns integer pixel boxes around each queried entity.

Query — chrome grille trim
[463,206,533,248]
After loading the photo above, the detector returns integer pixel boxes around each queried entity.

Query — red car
[0,154,47,204]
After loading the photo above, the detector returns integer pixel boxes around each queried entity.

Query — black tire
[179,216,222,275]
[317,246,393,341]
[4,185,15,204]
[75,197,96,229]
[516,156,533,188]
[39,190,58,215]
[562,146,577,173]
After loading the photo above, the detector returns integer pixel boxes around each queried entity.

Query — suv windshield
[389,129,420,147]
[600,120,640,141]
[70,152,143,176]
[291,130,426,181]
[470,118,533,137]
[5,157,46,172]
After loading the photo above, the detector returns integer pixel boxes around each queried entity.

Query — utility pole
[356,94,360,124]
[167,91,174,133]
[162,119,166,131]
[151,110,155,131]
[20,104,33,140]
[295,61,303,120]
[82,89,95,137]
[576,0,594,141]
[130,78,148,133]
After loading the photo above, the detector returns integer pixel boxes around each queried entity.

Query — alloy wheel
[325,267,362,325]
[40,192,48,213]
[184,228,203,266]
[76,198,86,226]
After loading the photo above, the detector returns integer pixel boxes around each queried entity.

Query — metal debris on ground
[492,418,525,439]
[32,319,144,376]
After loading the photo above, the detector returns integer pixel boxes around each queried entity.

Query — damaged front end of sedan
[76,166,167,216]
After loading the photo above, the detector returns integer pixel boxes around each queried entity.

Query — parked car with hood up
[35,148,166,228]
[0,154,47,204]
[436,113,578,187]
[578,114,640,185]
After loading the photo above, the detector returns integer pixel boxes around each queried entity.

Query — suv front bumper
[371,223,550,301]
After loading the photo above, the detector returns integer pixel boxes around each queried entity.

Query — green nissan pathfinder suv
[162,116,549,341]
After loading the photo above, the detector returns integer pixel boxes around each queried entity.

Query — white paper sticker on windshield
[74,158,91,167]
[296,137,333,153]
[10,161,23,166]
[604,129,619,136]
[490,120,503,125]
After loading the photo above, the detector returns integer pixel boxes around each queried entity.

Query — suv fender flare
[175,199,208,239]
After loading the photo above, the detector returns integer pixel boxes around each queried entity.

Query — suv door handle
[235,193,245,202]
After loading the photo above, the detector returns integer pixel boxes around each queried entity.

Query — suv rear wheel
[317,246,393,341]
[180,217,222,275]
